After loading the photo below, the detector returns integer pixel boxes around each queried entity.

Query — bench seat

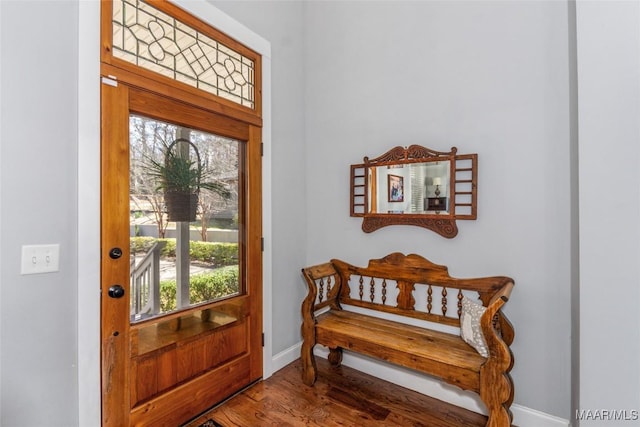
[316,310,485,391]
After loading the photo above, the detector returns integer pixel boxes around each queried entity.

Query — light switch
[21,244,60,275]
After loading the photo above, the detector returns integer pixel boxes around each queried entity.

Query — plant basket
[165,190,199,222]
[163,138,202,222]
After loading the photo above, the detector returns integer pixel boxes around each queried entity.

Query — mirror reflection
[369,161,450,214]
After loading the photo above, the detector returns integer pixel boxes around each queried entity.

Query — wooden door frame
[77,1,273,424]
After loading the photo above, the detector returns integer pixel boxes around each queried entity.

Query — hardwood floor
[184,358,488,426]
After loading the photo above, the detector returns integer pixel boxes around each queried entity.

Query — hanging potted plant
[144,138,230,222]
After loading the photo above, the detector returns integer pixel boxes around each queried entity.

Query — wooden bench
[300,253,515,427]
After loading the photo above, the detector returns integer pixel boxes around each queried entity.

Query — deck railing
[130,241,166,321]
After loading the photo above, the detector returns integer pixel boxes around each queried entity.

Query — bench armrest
[479,280,515,423]
[480,280,514,355]
[487,280,514,307]
[479,279,515,394]
[300,262,342,385]
[301,263,342,335]
[301,263,342,312]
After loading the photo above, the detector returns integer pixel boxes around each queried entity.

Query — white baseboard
[511,404,570,427]
[270,342,569,427]
[271,341,302,374]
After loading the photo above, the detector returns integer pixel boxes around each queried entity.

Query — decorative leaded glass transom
[112,0,255,109]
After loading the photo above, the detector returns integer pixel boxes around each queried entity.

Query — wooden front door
[100,80,262,426]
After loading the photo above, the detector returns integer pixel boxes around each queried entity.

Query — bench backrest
[303,253,513,331]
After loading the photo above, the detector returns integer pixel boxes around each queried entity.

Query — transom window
[112,0,255,108]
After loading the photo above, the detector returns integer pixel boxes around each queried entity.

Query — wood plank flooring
[184,358,488,426]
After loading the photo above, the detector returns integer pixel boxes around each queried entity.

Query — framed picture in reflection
[388,174,404,202]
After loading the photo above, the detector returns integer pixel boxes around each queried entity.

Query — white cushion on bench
[460,296,489,357]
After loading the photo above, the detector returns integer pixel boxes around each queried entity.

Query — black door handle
[108,285,125,299]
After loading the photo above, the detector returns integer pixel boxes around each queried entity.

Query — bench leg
[300,340,317,386]
[328,347,343,366]
[481,372,514,427]
[485,408,511,427]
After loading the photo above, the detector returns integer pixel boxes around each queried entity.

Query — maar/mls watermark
[576,409,640,422]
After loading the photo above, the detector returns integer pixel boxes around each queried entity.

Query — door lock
[109,247,123,259]
[108,285,125,299]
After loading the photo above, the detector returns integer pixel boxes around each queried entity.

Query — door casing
[79,2,272,423]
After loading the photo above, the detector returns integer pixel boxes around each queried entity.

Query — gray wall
[216,0,573,420]
[210,0,308,354]
[303,0,572,419]
[0,1,79,426]
[576,2,640,425]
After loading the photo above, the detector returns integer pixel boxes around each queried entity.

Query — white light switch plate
[21,244,60,275]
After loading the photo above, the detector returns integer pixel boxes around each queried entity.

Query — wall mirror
[350,145,477,238]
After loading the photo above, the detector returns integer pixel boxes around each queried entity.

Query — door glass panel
[129,114,242,324]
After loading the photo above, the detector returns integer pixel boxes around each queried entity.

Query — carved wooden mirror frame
[350,145,477,238]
